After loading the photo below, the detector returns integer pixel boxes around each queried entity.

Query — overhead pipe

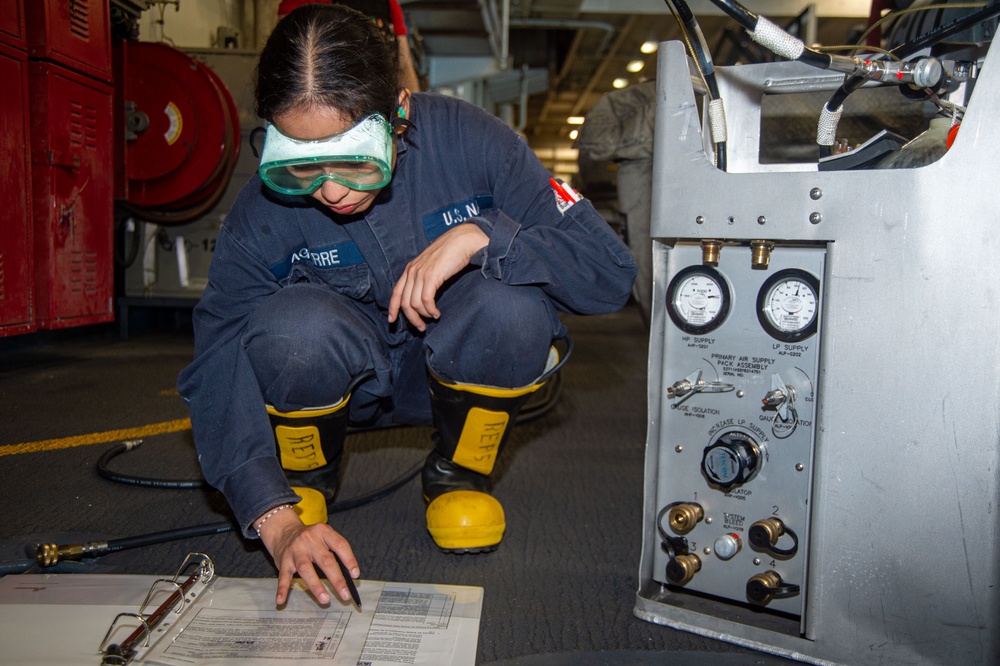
[509,18,616,56]
[478,0,510,70]
[516,64,529,133]
[502,0,510,70]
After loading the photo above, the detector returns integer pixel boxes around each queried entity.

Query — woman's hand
[389,224,489,331]
[256,506,360,606]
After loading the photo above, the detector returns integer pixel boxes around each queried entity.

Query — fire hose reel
[122,41,240,223]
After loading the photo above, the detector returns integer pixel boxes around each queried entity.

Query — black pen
[334,552,362,610]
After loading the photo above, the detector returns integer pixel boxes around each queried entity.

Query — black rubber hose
[709,0,757,30]
[325,461,422,513]
[822,2,1000,122]
[0,560,35,575]
[670,0,728,171]
[709,0,835,68]
[101,459,423,551]
[97,442,208,489]
[82,366,558,560]
[103,521,236,553]
[96,367,559,490]
[893,1,1000,59]
[28,459,424,569]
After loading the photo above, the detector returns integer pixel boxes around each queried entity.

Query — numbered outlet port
[668,503,704,535]
[748,517,799,559]
[746,570,800,606]
[666,554,702,586]
[749,518,784,549]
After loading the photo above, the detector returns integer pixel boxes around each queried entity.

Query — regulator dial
[701,430,762,489]
[757,269,820,342]
[666,266,732,335]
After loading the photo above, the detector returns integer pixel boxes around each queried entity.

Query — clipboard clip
[98,552,215,665]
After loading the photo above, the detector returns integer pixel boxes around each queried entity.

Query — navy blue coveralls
[178,93,638,536]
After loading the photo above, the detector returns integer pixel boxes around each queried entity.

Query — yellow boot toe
[426,490,505,553]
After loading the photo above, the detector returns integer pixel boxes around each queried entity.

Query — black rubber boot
[422,358,549,553]
[267,399,349,502]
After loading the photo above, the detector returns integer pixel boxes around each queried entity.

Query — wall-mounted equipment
[635,40,999,666]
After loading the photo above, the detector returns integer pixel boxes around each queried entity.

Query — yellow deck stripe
[0,418,192,457]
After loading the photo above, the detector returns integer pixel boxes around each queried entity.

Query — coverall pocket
[282,262,374,302]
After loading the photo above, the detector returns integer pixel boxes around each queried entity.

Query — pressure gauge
[666,265,732,335]
[757,269,820,342]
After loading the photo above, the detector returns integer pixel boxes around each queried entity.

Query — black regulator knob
[701,431,761,489]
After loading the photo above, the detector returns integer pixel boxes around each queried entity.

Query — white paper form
[142,576,377,665]
[360,584,483,665]
[143,578,483,666]
[0,573,482,666]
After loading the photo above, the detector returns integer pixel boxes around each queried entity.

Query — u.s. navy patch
[422,194,494,241]
[268,241,365,280]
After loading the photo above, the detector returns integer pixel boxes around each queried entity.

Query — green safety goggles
[258,113,394,195]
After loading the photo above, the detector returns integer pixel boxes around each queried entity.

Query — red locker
[26,0,111,83]
[29,61,114,329]
[0,43,34,336]
[0,0,26,51]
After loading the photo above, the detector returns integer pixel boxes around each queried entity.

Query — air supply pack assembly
[634,31,999,666]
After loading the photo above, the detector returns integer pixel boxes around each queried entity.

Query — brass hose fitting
[701,240,722,266]
[668,503,704,535]
[666,554,702,586]
[750,240,774,269]
[746,570,783,605]
[749,517,784,548]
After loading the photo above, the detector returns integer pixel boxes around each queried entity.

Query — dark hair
[255,4,399,123]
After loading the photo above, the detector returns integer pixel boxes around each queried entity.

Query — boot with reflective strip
[423,343,569,552]
[266,370,374,502]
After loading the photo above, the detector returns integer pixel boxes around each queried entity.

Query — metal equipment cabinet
[0,1,34,336]
[25,0,112,84]
[636,41,999,666]
[22,0,115,330]
[0,0,26,50]
[29,61,114,329]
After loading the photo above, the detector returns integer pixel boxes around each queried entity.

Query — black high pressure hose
[818,0,1000,158]
[666,0,728,171]
[29,462,425,573]
[19,369,566,571]
[703,0,1000,159]
[95,369,563,490]
[708,0,833,69]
